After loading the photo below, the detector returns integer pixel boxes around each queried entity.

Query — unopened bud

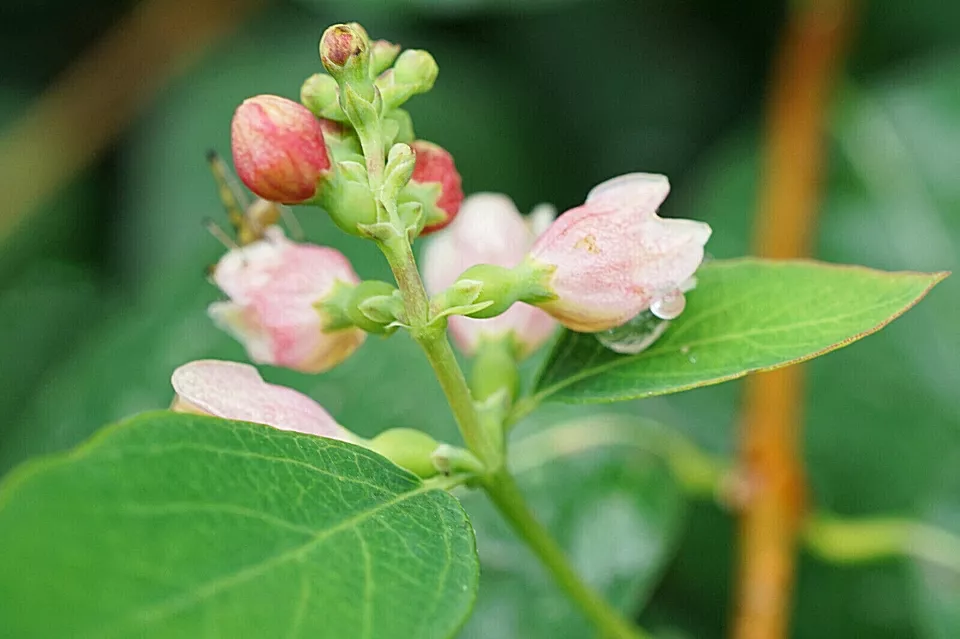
[370,39,402,75]
[400,140,463,235]
[529,173,712,332]
[300,73,345,121]
[375,50,439,111]
[319,23,371,85]
[231,95,331,204]
[394,49,439,92]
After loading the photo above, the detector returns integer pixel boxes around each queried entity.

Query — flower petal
[171,360,353,441]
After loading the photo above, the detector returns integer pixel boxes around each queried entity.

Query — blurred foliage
[1,0,958,637]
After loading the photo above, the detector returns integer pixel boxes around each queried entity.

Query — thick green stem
[483,468,651,639]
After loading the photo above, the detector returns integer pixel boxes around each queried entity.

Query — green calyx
[318,165,378,235]
[316,280,401,334]
[443,260,556,321]
[369,428,484,479]
[369,428,441,478]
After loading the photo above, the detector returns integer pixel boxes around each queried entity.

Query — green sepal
[513,256,558,304]
[384,108,415,144]
[357,291,406,331]
[350,281,402,333]
[398,179,445,229]
[318,165,378,235]
[315,280,357,331]
[429,279,494,325]
[398,201,425,241]
[381,143,416,210]
[339,82,382,135]
[315,280,401,335]
[453,264,519,318]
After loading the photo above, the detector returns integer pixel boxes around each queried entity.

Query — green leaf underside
[0,412,478,639]
[459,415,686,639]
[533,258,946,404]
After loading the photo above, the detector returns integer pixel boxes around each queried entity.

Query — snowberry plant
[0,23,947,639]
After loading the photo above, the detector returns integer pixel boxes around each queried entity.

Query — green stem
[378,236,647,638]
[803,514,960,572]
[483,468,651,639]
[418,326,500,468]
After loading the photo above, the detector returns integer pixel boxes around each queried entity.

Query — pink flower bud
[171,360,354,441]
[423,193,557,358]
[231,95,331,204]
[208,227,365,373]
[529,173,712,332]
[410,141,464,235]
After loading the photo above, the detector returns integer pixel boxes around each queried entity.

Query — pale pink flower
[231,95,331,204]
[208,227,365,373]
[529,173,711,332]
[422,193,557,358]
[171,360,353,441]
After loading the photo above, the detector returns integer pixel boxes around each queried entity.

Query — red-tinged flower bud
[405,140,463,235]
[171,360,355,441]
[207,227,366,373]
[231,95,331,204]
[528,173,712,332]
[319,23,370,86]
[423,193,557,358]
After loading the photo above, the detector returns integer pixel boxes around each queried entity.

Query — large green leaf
[532,258,944,405]
[0,412,478,639]
[459,412,686,639]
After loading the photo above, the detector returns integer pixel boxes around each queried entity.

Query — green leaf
[459,413,686,639]
[532,258,945,405]
[0,412,478,639]
[642,53,960,638]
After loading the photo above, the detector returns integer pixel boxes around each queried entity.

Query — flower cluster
[173,22,712,476]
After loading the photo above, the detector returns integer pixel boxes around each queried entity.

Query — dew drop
[650,288,686,320]
[596,310,670,355]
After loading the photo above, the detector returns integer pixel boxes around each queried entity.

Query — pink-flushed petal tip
[586,173,670,213]
[170,360,353,441]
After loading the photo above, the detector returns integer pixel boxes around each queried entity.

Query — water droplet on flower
[650,289,686,320]
[596,309,670,354]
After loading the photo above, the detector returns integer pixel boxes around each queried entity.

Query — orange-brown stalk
[732,2,856,638]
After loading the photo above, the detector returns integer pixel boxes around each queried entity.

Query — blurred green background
[1,0,958,637]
